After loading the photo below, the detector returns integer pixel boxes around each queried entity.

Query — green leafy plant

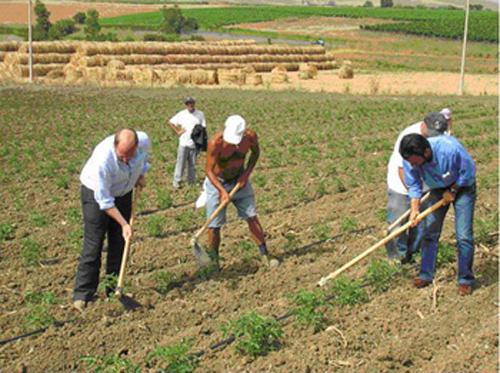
[340,216,358,232]
[313,222,331,241]
[64,206,82,225]
[30,211,49,227]
[147,339,199,373]
[98,274,122,297]
[436,242,456,266]
[223,311,283,357]
[363,259,400,293]
[253,173,266,188]
[23,304,54,331]
[25,290,59,305]
[21,238,45,266]
[154,270,177,295]
[288,289,333,332]
[81,353,139,373]
[330,276,369,307]
[156,187,173,209]
[0,222,14,241]
[145,215,167,237]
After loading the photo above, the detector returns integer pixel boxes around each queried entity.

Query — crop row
[101,6,499,42]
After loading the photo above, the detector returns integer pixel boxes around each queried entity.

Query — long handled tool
[318,198,446,287]
[191,184,241,266]
[383,191,431,236]
[115,188,140,298]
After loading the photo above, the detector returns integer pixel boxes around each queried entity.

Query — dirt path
[265,71,498,96]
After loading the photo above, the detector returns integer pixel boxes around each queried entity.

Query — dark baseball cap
[424,112,448,137]
[184,97,195,105]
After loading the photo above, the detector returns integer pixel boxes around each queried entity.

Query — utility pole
[458,0,470,95]
[28,0,33,83]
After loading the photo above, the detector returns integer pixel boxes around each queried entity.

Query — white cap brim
[223,129,243,145]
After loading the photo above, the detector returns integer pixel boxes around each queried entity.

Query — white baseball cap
[223,115,246,145]
[440,108,452,120]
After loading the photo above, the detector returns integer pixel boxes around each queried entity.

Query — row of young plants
[76,247,460,372]
[100,6,499,42]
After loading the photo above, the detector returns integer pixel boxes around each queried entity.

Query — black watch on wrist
[450,186,459,194]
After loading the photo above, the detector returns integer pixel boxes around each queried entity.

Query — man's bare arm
[238,130,259,186]
[206,135,230,204]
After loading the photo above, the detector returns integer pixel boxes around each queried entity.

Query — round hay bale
[218,69,241,85]
[338,65,354,79]
[107,60,125,70]
[246,74,263,86]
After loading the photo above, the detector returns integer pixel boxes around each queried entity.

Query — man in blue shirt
[74,129,150,311]
[399,133,476,295]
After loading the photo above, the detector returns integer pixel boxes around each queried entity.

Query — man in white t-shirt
[386,111,449,263]
[169,97,207,188]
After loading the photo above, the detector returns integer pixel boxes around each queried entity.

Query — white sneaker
[173,182,182,189]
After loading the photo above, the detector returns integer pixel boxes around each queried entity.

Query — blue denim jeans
[419,184,476,285]
[386,188,425,261]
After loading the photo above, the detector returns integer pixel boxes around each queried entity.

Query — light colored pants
[173,145,198,185]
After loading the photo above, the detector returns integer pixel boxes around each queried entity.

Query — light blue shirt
[80,131,150,210]
[403,135,476,199]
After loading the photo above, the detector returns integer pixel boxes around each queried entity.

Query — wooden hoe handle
[318,198,446,287]
[193,183,241,241]
[385,192,430,235]
[115,188,140,297]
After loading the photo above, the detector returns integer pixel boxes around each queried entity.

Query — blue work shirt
[403,135,476,199]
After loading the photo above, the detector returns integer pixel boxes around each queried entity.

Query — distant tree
[73,12,86,25]
[48,18,76,40]
[470,4,484,10]
[84,9,101,41]
[160,5,199,35]
[380,0,393,7]
[34,0,51,41]
[363,1,374,7]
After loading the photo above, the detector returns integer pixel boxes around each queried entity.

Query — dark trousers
[74,185,132,302]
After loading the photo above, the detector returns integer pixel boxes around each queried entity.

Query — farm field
[0,83,498,372]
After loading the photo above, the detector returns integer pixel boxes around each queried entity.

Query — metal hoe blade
[192,239,213,267]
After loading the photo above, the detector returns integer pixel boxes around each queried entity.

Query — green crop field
[1,82,498,371]
[101,6,499,42]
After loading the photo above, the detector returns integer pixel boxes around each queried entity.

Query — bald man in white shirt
[74,129,150,311]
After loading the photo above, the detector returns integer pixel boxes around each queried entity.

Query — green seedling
[65,227,83,252]
[155,186,173,209]
[341,216,358,232]
[175,210,199,232]
[21,238,45,266]
[363,259,401,293]
[147,339,199,373]
[313,222,331,241]
[98,274,122,298]
[145,215,167,238]
[154,270,177,295]
[23,304,55,331]
[81,353,140,373]
[476,215,499,246]
[25,290,60,305]
[436,242,456,266]
[288,289,333,333]
[253,173,266,188]
[64,206,82,225]
[30,211,49,227]
[330,276,369,307]
[0,222,14,241]
[223,311,283,357]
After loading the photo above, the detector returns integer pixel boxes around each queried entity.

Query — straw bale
[46,68,65,79]
[271,65,288,83]
[18,41,78,54]
[190,69,218,85]
[242,65,256,75]
[218,69,245,85]
[176,69,192,84]
[63,64,83,81]
[338,64,354,79]
[8,53,72,65]
[0,41,21,52]
[0,52,6,62]
[246,74,263,86]
[272,65,287,74]
[298,63,318,80]
[82,67,107,81]
[158,69,178,83]
[10,64,63,78]
[107,60,126,70]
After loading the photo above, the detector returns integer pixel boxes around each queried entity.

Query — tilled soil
[0,84,497,372]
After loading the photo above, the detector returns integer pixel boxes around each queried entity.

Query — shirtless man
[205,115,271,268]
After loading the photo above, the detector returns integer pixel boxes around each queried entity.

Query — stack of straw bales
[1,41,337,87]
[3,41,78,79]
